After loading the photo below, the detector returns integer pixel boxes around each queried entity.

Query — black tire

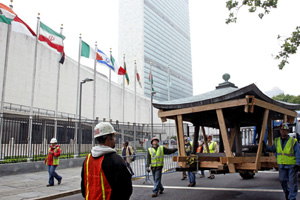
[239,171,255,179]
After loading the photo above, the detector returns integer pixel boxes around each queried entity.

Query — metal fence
[0,114,186,161]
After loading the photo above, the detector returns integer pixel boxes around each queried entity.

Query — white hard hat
[151,137,159,144]
[50,138,57,144]
[94,122,117,138]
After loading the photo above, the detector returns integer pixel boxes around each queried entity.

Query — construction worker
[203,135,218,179]
[122,141,134,176]
[44,138,62,187]
[182,136,193,180]
[184,135,196,187]
[197,141,205,178]
[81,122,132,200]
[265,123,300,200]
[146,137,177,197]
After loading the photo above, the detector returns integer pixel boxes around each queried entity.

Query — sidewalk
[0,166,82,200]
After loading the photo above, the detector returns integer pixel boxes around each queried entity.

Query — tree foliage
[225,0,300,69]
[272,93,300,104]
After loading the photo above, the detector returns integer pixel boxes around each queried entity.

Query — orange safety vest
[84,154,112,200]
[197,146,202,153]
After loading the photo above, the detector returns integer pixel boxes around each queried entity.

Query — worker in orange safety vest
[81,122,132,200]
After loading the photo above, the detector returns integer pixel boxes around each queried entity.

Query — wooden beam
[192,125,200,154]
[254,99,297,117]
[216,109,236,173]
[221,156,277,164]
[255,109,269,171]
[235,163,256,170]
[176,115,186,158]
[201,126,210,154]
[267,119,273,146]
[229,128,236,150]
[199,162,223,169]
[159,99,248,118]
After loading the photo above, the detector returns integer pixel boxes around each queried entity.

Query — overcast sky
[3,0,300,97]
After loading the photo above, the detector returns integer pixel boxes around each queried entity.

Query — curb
[33,189,81,200]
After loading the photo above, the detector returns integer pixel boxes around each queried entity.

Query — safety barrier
[122,153,178,184]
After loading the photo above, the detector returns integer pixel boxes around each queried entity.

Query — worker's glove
[295,165,300,171]
[146,167,151,173]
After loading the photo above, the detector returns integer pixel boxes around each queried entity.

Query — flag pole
[28,13,40,159]
[75,33,82,157]
[134,60,137,150]
[150,61,153,139]
[167,64,171,147]
[122,54,125,143]
[92,41,98,147]
[0,11,13,159]
[109,48,112,121]
[54,24,63,139]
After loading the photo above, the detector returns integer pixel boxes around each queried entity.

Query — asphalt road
[57,169,297,200]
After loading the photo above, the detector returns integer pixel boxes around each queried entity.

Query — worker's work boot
[181,176,187,180]
[152,193,158,198]
[200,174,205,178]
[158,190,163,194]
[285,192,289,200]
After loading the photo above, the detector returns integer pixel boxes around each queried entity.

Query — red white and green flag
[123,61,130,85]
[136,71,142,88]
[0,3,36,37]
[149,70,154,91]
[110,55,126,75]
[81,40,102,61]
[39,22,65,53]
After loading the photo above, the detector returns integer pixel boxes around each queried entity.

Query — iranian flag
[39,22,65,53]
[0,3,36,37]
[81,40,102,60]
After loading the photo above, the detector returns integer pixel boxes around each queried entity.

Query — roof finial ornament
[223,73,230,82]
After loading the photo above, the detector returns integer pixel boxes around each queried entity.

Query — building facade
[119,0,193,102]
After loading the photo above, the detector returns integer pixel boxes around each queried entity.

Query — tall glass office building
[119,0,192,102]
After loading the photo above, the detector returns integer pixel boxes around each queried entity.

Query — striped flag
[0,3,36,37]
[124,61,130,85]
[81,41,102,60]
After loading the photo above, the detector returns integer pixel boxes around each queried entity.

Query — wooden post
[175,115,186,158]
[201,126,209,154]
[216,109,236,173]
[229,128,236,150]
[235,123,242,157]
[192,125,200,154]
[255,109,269,171]
[267,119,273,146]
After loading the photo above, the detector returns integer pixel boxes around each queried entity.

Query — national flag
[124,62,130,85]
[0,3,36,37]
[137,72,142,88]
[109,54,126,75]
[149,70,154,91]
[81,41,102,60]
[39,22,65,53]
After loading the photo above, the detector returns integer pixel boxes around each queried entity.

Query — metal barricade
[121,153,177,184]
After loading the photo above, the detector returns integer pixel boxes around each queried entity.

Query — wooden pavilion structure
[153,78,300,176]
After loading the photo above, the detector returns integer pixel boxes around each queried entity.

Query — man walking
[81,122,132,200]
[265,123,300,200]
[45,138,62,187]
[146,137,177,197]
[184,135,196,187]
[203,135,218,179]
[122,141,134,176]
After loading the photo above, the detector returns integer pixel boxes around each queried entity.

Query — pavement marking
[133,185,284,193]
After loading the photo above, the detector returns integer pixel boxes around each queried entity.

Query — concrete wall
[0,157,86,177]
[0,24,160,124]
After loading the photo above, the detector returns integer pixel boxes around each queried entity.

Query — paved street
[57,170,299,200]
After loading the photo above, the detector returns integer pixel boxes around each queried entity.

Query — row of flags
[0,3,143,88]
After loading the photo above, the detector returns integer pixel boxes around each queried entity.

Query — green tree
[272,93,300,104]
[225,0,300,69]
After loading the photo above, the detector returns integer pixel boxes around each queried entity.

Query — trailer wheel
[239,171,255,179]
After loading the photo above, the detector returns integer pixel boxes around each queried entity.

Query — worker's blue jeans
[48,165,62,186]
[152,168,163,194]
[279,166,298,200]
[188,171,196,183]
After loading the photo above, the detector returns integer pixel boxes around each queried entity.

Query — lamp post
[150,91,156,139]
[78,78,93,156]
